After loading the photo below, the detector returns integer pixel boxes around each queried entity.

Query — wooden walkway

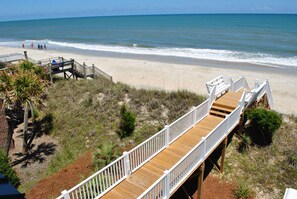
[101,90,243,198]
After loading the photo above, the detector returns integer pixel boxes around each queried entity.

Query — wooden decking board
[101,90,243,198]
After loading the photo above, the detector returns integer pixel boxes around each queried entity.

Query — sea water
[0,14,296,67]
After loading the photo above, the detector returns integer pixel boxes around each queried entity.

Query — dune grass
[222,115,297,199]
[18,77,204,192]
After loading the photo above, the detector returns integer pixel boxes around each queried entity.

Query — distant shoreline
[54,47,297,76]
[0,45,297,115]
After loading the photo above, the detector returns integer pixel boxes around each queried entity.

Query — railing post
[254,79,259,89]
[92,64,96,77]
[164,170,170,198]
[61,190,70,199]
[201,137,206,158]
[165,125,170,146]
[229,77,234,91]
[83,62,87,77]
[23,51,28,60]
[207,93,211,110]
[123,151,131,177]
[226,115,230,135]
[192,107,197,125]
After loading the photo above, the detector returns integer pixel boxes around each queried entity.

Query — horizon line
[1,12,297,23]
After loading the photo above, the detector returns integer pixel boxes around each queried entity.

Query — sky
[0,0,297,21]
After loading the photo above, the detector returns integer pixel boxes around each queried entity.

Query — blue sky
[1,0,297,21]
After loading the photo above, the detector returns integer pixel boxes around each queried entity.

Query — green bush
[234,178,251,199]
[118,105,136,139]
[93,143,119,170]
[0,62,6,69]
[247,108,282,146]
[0,150,20,187]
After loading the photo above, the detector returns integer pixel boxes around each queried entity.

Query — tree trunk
[22,103,29,153]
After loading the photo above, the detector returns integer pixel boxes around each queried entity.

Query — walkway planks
[101,91,243,199]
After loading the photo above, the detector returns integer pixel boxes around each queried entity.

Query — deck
[57,75,274,199]
[101,90,243,198]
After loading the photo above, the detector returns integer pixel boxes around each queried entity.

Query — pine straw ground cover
[18,76,204,193]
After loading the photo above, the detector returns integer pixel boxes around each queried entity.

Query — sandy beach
[1,46,296,115]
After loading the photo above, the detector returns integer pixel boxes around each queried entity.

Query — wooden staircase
[210,91,244,118]
[210,103,233,118]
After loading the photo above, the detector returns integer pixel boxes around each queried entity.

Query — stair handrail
[0,53,25,63]
[138,91,246,199]
[232,75,249,92]
[57,98,210,199]
[265,80,274,109]
[208,84,217,110]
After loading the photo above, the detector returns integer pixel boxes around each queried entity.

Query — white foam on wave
[47,40,297,67]
[1,39,296,67]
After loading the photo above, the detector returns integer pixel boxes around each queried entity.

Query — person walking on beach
[44,44,46,50]
[22,43,25,48]
[31,43,34,48]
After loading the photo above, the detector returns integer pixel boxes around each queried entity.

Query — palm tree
[93,143,119,170]
[0,61,48,152]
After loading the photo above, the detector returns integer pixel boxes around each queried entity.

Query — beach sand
[1,46,296,115]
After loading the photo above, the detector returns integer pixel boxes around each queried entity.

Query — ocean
[0,14,296,67]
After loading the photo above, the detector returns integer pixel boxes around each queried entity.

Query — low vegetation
[245,108,282,146]
[221,114,296,199]
[15,76,204,192]
[0,149,20,187]
[118,104,136,139]
[234,178,252,199]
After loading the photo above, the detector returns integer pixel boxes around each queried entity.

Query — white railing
[138,91,246,199]
[265,81,274,108]
[169,142,204,193]
[58,99,209,199]
[94,67,113,81]
[58,76,274,199]
[129,128,166,173]
[137,173,167,199]
[60,155,126,199]
[206,75,232,97]
[38,57,64,66]
[232,76,250,92]
[85,67,94,77]
[195,100,209,123]
[168,109,194,143]
[0,53,25,63]
[208,85,216,110]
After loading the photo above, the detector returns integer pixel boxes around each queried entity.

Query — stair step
[211,105,233,113]
[209,110,227,118]
[212,102,235,110]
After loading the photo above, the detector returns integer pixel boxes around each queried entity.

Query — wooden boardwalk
[101,90,243,199]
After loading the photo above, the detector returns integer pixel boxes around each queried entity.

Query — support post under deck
[197,162,205,199]
[220,137,228,173]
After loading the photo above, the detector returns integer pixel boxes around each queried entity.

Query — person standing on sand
[44,44,46,50]
[22,43,25,48]
[31,43,34,48]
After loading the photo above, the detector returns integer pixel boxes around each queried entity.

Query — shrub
[118,105,136,139]
[237,133,251,153]
[234,178,251,199]
[0,150,20,187]
[246,108,282,146]
[93,143,119,170]
[0,62,6,69]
